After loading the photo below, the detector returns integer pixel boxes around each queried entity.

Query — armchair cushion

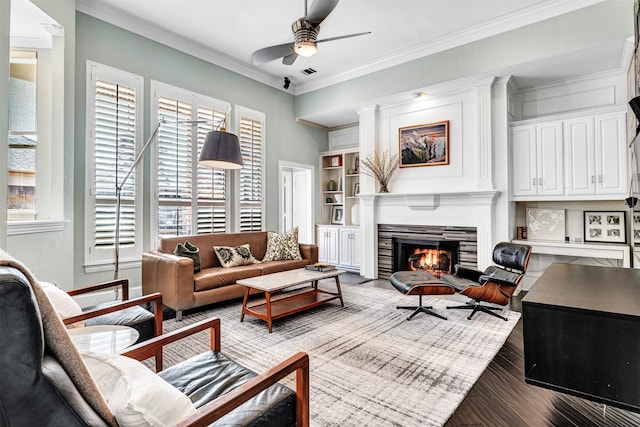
[159,350,296,426]
[82,352,196,426]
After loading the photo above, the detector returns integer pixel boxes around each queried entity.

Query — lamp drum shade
[198,130,243,169]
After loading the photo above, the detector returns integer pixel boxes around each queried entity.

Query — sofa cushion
[259,260,310,275]
[82,352,196,427]
[214,244,260,268]
[159,351,295,427]
[194,264,264,292]
[262,228,302,261]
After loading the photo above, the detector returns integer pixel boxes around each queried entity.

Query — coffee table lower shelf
[238,268,345,332]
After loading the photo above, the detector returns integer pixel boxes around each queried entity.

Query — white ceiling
[13,0,631,127]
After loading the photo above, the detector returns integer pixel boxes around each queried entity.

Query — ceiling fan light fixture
[292,19,318,57]
[295,41,318,57]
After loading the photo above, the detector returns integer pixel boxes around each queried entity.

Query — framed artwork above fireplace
[398,120,449,168]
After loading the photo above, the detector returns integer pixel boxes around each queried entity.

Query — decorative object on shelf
[330,155,342,167]
[354,155,359,173]
[331,206,344,224]
[360,150,399,193]
[526,208,565,242]
[334,194,343,204]
[327,180,337,191]
[399,120,449,168]
[338,176,343,191]
[516,226,527,240]
[351,202,360,226]
[584,211,627,244]
[325,197,333,204]
[354,182,360,196]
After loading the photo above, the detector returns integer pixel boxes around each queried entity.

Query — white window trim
[84,61,144,270]
[234,105,266,232]
[149,80,231,249]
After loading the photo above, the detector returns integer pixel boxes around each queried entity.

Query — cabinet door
[564,117,595,195]
[351,229,361,269]
[511,125,538,197]
[326,227,340,265]
[536,121,564,196]
[317,226,328,262]
[339,228,353,266]
[595,112,627,195]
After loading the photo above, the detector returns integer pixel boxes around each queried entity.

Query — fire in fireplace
[393,238,459,277]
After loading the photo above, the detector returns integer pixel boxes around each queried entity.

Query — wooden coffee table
[237,268,345,332]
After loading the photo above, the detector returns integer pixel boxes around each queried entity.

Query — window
[236,106,264,232]
[85,62,143,269]
[151,82,230,243]
[8,51,37,221]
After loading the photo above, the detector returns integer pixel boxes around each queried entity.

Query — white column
[357,105,378,278]
[474,77,496,191]
[0,0,10,246]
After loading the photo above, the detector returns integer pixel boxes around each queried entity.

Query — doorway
[279,161,314,244]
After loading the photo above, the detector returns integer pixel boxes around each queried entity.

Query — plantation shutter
[94,80,137,248]
[157,97,193,237]
[239,116,263,231]
[196,107,227,234]
[155,91,228,238]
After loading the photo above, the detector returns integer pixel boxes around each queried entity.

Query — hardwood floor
[368,278,640,427]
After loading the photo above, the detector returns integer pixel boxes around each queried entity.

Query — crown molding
[293,0,605,94]
[77,0,605,95]
[76,0,287,93]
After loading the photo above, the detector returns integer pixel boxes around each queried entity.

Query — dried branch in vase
[359,151,399,193]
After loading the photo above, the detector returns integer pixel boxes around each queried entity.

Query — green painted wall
[73,12,327,286]
[295,0,633,120]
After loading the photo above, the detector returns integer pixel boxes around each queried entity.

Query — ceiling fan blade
[282,53,299,65]
[316,31,371,44]
[252,42,296,65]
[305,0,340,26]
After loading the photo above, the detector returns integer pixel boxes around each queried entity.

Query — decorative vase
[351,203,360,225]
[328,180,337,191]
[379,182,389,193]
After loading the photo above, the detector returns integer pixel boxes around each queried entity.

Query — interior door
[292,170,310,243]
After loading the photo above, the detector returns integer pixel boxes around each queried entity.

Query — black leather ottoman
[389,271,456,320]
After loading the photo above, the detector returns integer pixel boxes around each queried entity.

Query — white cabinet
[339,227,361,269]
[565,112,626,197]
[511,121,564,197]
[317,226,339,265]
[511,108,627,201]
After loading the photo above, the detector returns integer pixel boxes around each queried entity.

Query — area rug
[159,281,520,427]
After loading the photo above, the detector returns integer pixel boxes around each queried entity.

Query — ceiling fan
[252,0,371,66]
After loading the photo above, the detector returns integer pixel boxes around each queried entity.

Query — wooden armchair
[0,259,310,426]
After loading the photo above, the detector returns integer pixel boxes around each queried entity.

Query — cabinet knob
[591,175,595,184]
[598,175,603,184]
[532,178,536,186]
[538,178,543,186]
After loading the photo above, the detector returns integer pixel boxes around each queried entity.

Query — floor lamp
[113,116,243,279]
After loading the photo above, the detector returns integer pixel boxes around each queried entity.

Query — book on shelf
[305,263,336,272]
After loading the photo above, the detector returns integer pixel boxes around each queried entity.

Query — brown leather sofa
[142,231,318,320]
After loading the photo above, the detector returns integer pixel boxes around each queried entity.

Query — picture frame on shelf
[634,212,640,244]
[330,155,342,167]
[331,206,344,224]
[399,120,450,168]
[354,182,360,196]
[354,155,360,174]
[583,211,626,244]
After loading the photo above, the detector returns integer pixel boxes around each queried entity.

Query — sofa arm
[299,244,318,264]
[142,251,195,315]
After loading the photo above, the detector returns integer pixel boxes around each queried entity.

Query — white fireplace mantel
[359,190,499,210]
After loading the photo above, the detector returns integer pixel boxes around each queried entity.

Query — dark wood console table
[522,263,640,413]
